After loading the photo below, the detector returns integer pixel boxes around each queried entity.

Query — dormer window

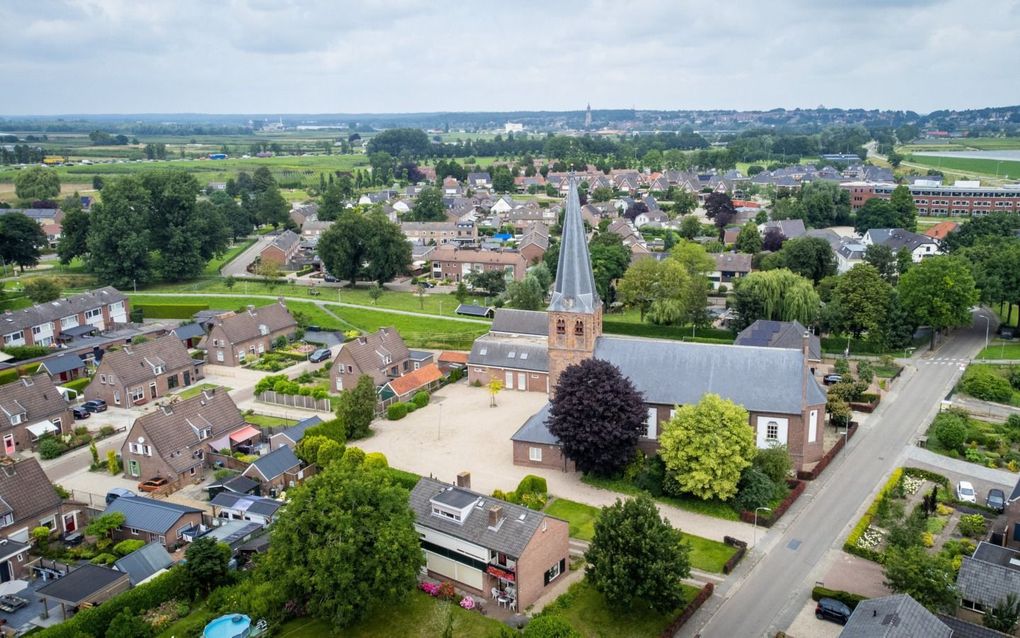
[431,505,462,523]
[153,365,165,375]
[0,513,12,527]
[200,427,212,440]
[10,413,23,426]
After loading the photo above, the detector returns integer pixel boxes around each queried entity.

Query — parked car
[81,399,107,413]
[957,481,977,503]
[323,274,338,283]
[71,406,91,420]
[987,488,1006,512]
[309,348,332,363]
[105,487,136,506]
[823,374,843,385]
[815,598,852,625]
[999,326,1015,339]
[138,477,169,493]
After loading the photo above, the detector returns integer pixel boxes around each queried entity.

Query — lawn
[581,474,740,521]
[540,580,700,638]
[977,340,1020,360]
[906,154,1020,179]
[174,383,228,400]
[274,591,507,638]
[682,534,738,574]
[245,414,300,428]
[957,363,1020,407]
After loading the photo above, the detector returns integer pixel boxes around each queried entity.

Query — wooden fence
[257,391,331,412]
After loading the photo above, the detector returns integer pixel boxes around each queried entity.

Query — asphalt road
[220,235,273,277]
[688,313,992,638]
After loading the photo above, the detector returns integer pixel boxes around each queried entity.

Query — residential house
[113,542,174,585]
[259,230,302,267]
[0,374,72,454]
[862,228,941,262]
[408,350,435,370]
[0,457,78,543]
[467,172,492,189]
[735,320,822,364]
[837,241,868,274]
[330,327,412,392]
[437,351,469,375]
[759,219,807,240]
[709,253,752,290]
[957,542,1020,617]
[84,335,204,407]
[211,491,282,526]
[490,195,515,215]
[841,594,952,638]
[1,286,128,349]
[380,363,444,403]
[300,220,333,241]
[468,309,550,393]
[241,444,306,494]
[518,225,549,264]
[429,246,530,282]
[120,389,247,487]
[924,221,958,242]
[37,564,131,621]
[358,190,398,206]
[37,352,88,384]
[269,415,322,451]
[442,177,462,196]
[607,219,651,262]
[410,476,570,611]
[505,204,559,232]
[401,221,477,245]
[201,301,297,366]
[0,539,31,582]
[633,209,668,227]
[103,497,204,550]
[42,223,62,249]
[289,203,318,228]
[171,322,205,349]
[206,474,260,500]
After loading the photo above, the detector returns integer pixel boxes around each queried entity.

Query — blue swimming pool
[203,614,252,638]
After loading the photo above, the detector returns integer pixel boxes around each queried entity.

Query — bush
[633,454,666,496]
[834,358,850,375]
[1,345,50,361]
[363,452,389,470]
[753,444,791,484]
[411,391,430,408]
[958,514,987,538]
[960,367,1015,403]
[1010,367,1020,391]
[114,539,146,557]
[734,467,775,512]
[524,615,581,638]
[857,360,875,384]
[387,402,411,420]
[90,552,118,566]
[38,436,69,459]
[932,411,968,452]
[811,586,868,610]
[516,475,548,495]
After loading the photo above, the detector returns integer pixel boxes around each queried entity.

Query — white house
[862,228,940,263]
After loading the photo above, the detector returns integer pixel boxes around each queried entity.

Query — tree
[828,264,892,338]
[523,615,581,638]
[762,226,786,252]
[86,512,126,541]
[337,374,377,439]
[547,359,647,476]
[732,269,821,331]
[800,181,851,228]
[589,232,631,302]
[704,192,736,241]
[259,463,423,627]
[57,206,91,264]
[767,237,836,284]
[864,244,898,283]
[984,593,1020,633]
[591,186,615,202]
[140,170,209,281]
[209,190,250,241]
[770,197,806,221]
[932,411,967,452]
[468,270,507,296]
[883,546,957,613]
[492,166,515,192]
[505,274,545,310]
[734,467,775,512]
[585,495,691,614]
[318,208,409,287]
[753,443,791,484]
[487,378,503,407]
[362,211,411,285]
[617,259,691,322]
[853,198,899,234]
[735,222,762,253]
[319,209,366,285]
[23,278,61,303]
[407,186,445,222]
[367,283,383,304]
[889,185,917,231]
[670,239,715,277]
[659,394,756,501]
[254,184,289,227]
[86,177,153,288]
[184,536,232,595]
[672,191,698,217]
[898,256,978,348]
[106,607,153,638]
[14,166,60,202]
[678,214,702,239]
[454,281,468,303]
[0,212,47,271]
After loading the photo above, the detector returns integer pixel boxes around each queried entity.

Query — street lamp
[981,315,990,350]
[753,507,772,546]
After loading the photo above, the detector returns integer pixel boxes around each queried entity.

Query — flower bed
[844,468,904,562]
[739,480,806,528]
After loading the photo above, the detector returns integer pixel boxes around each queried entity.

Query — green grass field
[203,239,257,275]
[174,383,228,400]
[541,580,700,638]
[245,414,300,428]
[581,474,740,521]
[977,340,1020,360]
[899,138,1020,153]
[906,154,1020,180]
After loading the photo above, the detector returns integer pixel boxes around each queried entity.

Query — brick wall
[467,365,548,393]
[512,441,575,472]
[515,516,570,609]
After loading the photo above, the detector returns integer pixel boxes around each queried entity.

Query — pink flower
[460,596,475,610]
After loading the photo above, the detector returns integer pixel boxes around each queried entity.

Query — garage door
[426,552,484,590]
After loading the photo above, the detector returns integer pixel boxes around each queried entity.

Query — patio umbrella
[0,580,28,596]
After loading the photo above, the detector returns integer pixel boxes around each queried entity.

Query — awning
[229,426,260,443]
[26,422,58,438]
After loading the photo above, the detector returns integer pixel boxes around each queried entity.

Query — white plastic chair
[491,587,498,600]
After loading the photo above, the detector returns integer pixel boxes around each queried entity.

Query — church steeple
[547,177,602,393]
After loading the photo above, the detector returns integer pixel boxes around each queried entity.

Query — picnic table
[0,595,28,613]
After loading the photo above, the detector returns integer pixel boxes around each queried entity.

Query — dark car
[82,399,107,413]
[71,406,91,420]
[105,487,136,506]
[323,274,338,283]
[816,598,852,625]
[419,280,436,289]
[987,488,1006,513]
[1000,326,1015,340]
[309,348,332,363]
[823,374,843,386]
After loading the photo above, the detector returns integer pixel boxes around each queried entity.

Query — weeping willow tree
[732,268,820,330]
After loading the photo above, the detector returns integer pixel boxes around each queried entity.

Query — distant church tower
[584,103,592,129]
[547,177,602,394]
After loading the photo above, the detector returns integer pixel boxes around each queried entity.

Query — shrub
[634,454,666,496]
[857,361,875,385]
[844,468,903,561]
[363,452,389,470]
[1,345,51,361]
[1010,367,1020,391]
[958,514,987,538]
[960,366,1014,403]
[113,539,146,556]
[810,586,868,610]
[834,358,850,375]
[932,411,968,452]
[734,467,776,512]
[38,436,69,459]
[411,391,430,408]
[524,615,581,638]
[90,552,118,565]
[133,303,209,319]
[100,424,116,436]
[387,402,411,420]
[753,444,791,484]
[516,475,548,495]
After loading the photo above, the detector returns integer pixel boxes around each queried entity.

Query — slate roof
[762,219,806,239]
[549,178,600,314]
[455,304,495,318]
[211,491,282,517]
[0,374,68,427]
[38,354,86,376]
[408,350,433,362]
[411,477,554,558]
[490,309,548,337]
[734,320,822,361]
[245,445,300,481]
[511,403,556,445]
[866,228,938,253]
[273,415,322,446]
[0,457,62,526]
[171,322,205,341]
[334,328,410,377]
[208,474,259,495]
[266,229,300,253]
[129,389,245,473]
[594,336,826,412]
[98,335,196,387]
[104,497,202,534]
[957,542,1020,608]
[841,594,951,638]
[208,302,296,345]
[36,564,129,604]
[469,336,548,373]
[0,286,126,335]
[935,614,1011,638]
[713,252,752,274]
[114,542,174,585]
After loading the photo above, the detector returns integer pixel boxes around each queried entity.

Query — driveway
[785,600,843,638]
[220,235,273,277]
[357,382,753,543]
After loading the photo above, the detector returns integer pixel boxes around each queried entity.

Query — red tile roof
[438,351,469,364]
[387,363,443,397]
[923,221,958,240]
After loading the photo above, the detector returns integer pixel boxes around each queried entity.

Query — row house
[201,302,297,366]
[468,309,550,393]
[429,246,530,282]
[259,230,302,267]
[85,335,204,407]
[1,287,128,349]
[0,375,72,455]
[401,221,478,246]
[0,457,81,548]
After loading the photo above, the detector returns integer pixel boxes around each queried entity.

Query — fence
[257,391,331,412]
[722,536,748,574]
[797,422,860,481]
[659,582,714,638]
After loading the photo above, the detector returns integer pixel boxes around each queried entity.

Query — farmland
[905,153,1020,179]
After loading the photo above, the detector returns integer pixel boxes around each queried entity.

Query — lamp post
[753,506,772,546]
[981,315,990,350]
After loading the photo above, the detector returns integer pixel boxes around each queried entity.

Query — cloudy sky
[3,0,1019,115]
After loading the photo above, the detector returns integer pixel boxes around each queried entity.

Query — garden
[174,382,230,400]
[37,424,120,460]
[956,363,1020,406]
[926,408,1020,470]
[255,372,333,402]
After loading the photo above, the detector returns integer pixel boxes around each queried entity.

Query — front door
[2,434,14,456]
[518,373,526,391]
[504,371,513,390]
[0,561,11,583]
[183,371,191,386]
[62,513,77,533]
[149,382,158,399]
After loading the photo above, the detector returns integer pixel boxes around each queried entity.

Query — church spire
[549,177,600,314]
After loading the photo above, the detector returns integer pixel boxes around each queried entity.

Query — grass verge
[245,414,299,428]
[582,474,740,521]
[540,580,700,638]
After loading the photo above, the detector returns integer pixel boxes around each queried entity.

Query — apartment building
[843,181,1020,216]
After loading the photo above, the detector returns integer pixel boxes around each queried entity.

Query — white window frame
[529,447,543,462]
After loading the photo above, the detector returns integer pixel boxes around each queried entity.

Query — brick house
[259,230,302,267]
[410,476,569,611]
[103,496,204,551]
[468,309,549,393]
[120,389,247,488]
[201,302,297,366]
[518,225,549,264]
[330,327,411,392]
[0,538,31,582]
[241,444,306,495]
[0,457,80,544]
[429,246,529,282]
[1,286,128,349]
[84,335,204,407]
[0,374,73,455]
[710,252,753,290]
[401,221,478,245]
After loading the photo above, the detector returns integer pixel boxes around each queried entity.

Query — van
[105,487,136,506]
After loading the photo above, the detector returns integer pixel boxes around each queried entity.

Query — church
[505,179,829,472]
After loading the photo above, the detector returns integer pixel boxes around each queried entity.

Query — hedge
[1,345,50,361]
[811,586,868,610]
[658,583,714,638]
[387,402,411,420]
[133,303,209,319]
[722,536,748,575]
[739,480,806,527]
[903,467,949,488]
[382,467,421,490]
[0,363,42,386]
[61,377,91,394]
[843,468,903,562]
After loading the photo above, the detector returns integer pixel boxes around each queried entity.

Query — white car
[956,481,977,503]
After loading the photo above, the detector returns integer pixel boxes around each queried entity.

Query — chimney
[488,506,503,528]
[456,472,471,490]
